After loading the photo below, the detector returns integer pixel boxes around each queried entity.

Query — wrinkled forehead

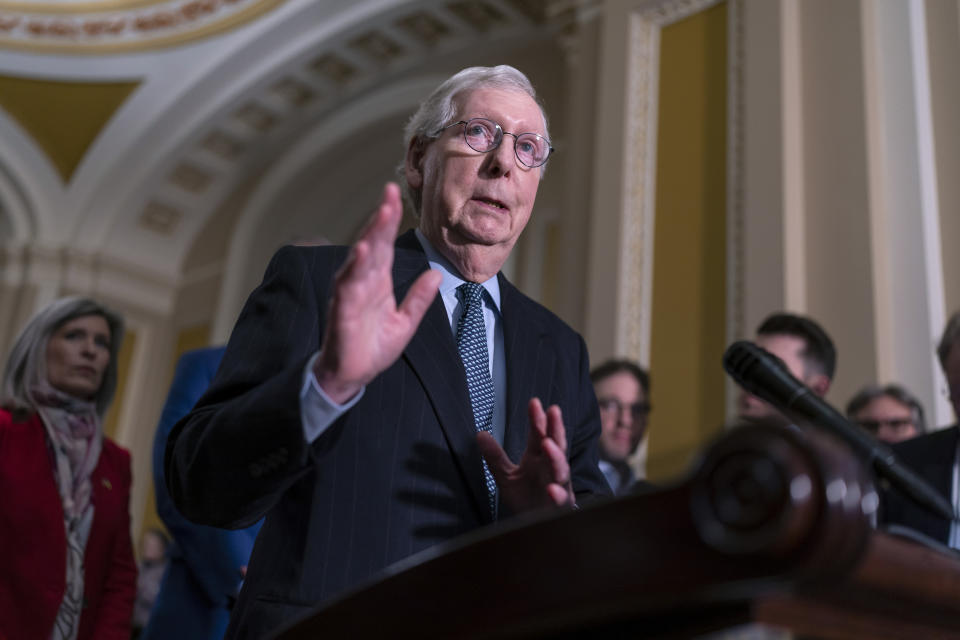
[453,87,548,135]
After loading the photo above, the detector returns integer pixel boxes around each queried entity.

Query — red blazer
[0,410,137,640]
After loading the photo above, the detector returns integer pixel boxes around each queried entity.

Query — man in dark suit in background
[166,65,609,640]
[880,311,960,546]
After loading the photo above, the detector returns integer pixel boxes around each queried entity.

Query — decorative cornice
[0,0,287,53]
[0,241,187,313]
[0,1,170,14]
[114,0,593,257]
[618,12,657,364]
[635,0,722,24]
[727,0,745,344]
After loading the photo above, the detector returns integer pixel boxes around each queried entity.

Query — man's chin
[451,222,513,248]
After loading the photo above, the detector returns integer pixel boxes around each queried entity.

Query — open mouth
[473,197,508,210]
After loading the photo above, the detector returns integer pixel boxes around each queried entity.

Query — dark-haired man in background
[590,360,651,495]
[737,312,837,426]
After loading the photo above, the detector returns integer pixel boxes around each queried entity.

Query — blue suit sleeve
[152,347,263,606]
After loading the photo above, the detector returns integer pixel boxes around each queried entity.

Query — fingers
[477,431,515,483]
[527,397,548,440]
[357,182,403,245]
[332,182,408,312]
[541,436,571,486]
[398,269,442,326]
[525,398,571,485]
[546,483,573,506]
[527,399,568,455]
[343,183,403,282]
[366,183,403,266]
[545,404,567,453]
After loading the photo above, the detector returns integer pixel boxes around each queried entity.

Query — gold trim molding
[0,1,168,15]
[619,0,727,362]
[0,0,287,53]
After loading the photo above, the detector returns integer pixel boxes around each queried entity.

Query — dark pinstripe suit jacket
[166,230,610,640]
[879,424,959,544]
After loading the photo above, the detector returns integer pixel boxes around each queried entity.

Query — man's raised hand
[314,182,441,404]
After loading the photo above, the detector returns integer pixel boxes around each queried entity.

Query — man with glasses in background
[846,383,926,444]
[590,360,651,495]
[167,65,610,640]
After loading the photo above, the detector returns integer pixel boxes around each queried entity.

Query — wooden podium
[275,425,960,639]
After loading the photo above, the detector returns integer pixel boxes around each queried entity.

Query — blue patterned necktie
[455,282,498,517]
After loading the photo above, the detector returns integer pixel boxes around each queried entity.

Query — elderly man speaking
[166,65,610,640]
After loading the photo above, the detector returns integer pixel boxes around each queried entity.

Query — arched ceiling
[0,0,595,290]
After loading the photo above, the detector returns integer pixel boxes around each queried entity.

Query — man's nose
[485,139,515,176]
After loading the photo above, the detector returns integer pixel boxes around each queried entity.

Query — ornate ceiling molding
[106,0,597,267]
[0,0,287,53]
[0,0,603,284]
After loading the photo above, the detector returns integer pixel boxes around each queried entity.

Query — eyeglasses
[856,418,914,432]
[597,398,651,420]
[434,117,554,168]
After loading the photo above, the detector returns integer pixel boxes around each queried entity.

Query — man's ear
[807,373,830,398]
[405,137,426,190]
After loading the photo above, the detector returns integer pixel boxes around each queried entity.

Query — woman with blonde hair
[0,296,136,640]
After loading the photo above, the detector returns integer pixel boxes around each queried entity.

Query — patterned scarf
[30,381,102,640]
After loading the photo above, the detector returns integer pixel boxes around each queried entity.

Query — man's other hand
[478,397,576,513]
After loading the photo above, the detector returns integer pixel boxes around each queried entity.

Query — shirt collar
[415,228,501,312]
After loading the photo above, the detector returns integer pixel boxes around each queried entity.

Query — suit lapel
[499,275,555,464]
[394,230,492,522]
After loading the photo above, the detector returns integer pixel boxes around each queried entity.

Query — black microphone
[723,340,955,522]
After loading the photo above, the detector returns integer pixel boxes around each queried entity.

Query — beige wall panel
[797,0,876,407]
[926,0,960,317]
[862,0,948,426]
[739,0,786,334]
[585,1,633,364]
[111,313,177,546]
[0,273,34,358]
[549,17,601,336]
